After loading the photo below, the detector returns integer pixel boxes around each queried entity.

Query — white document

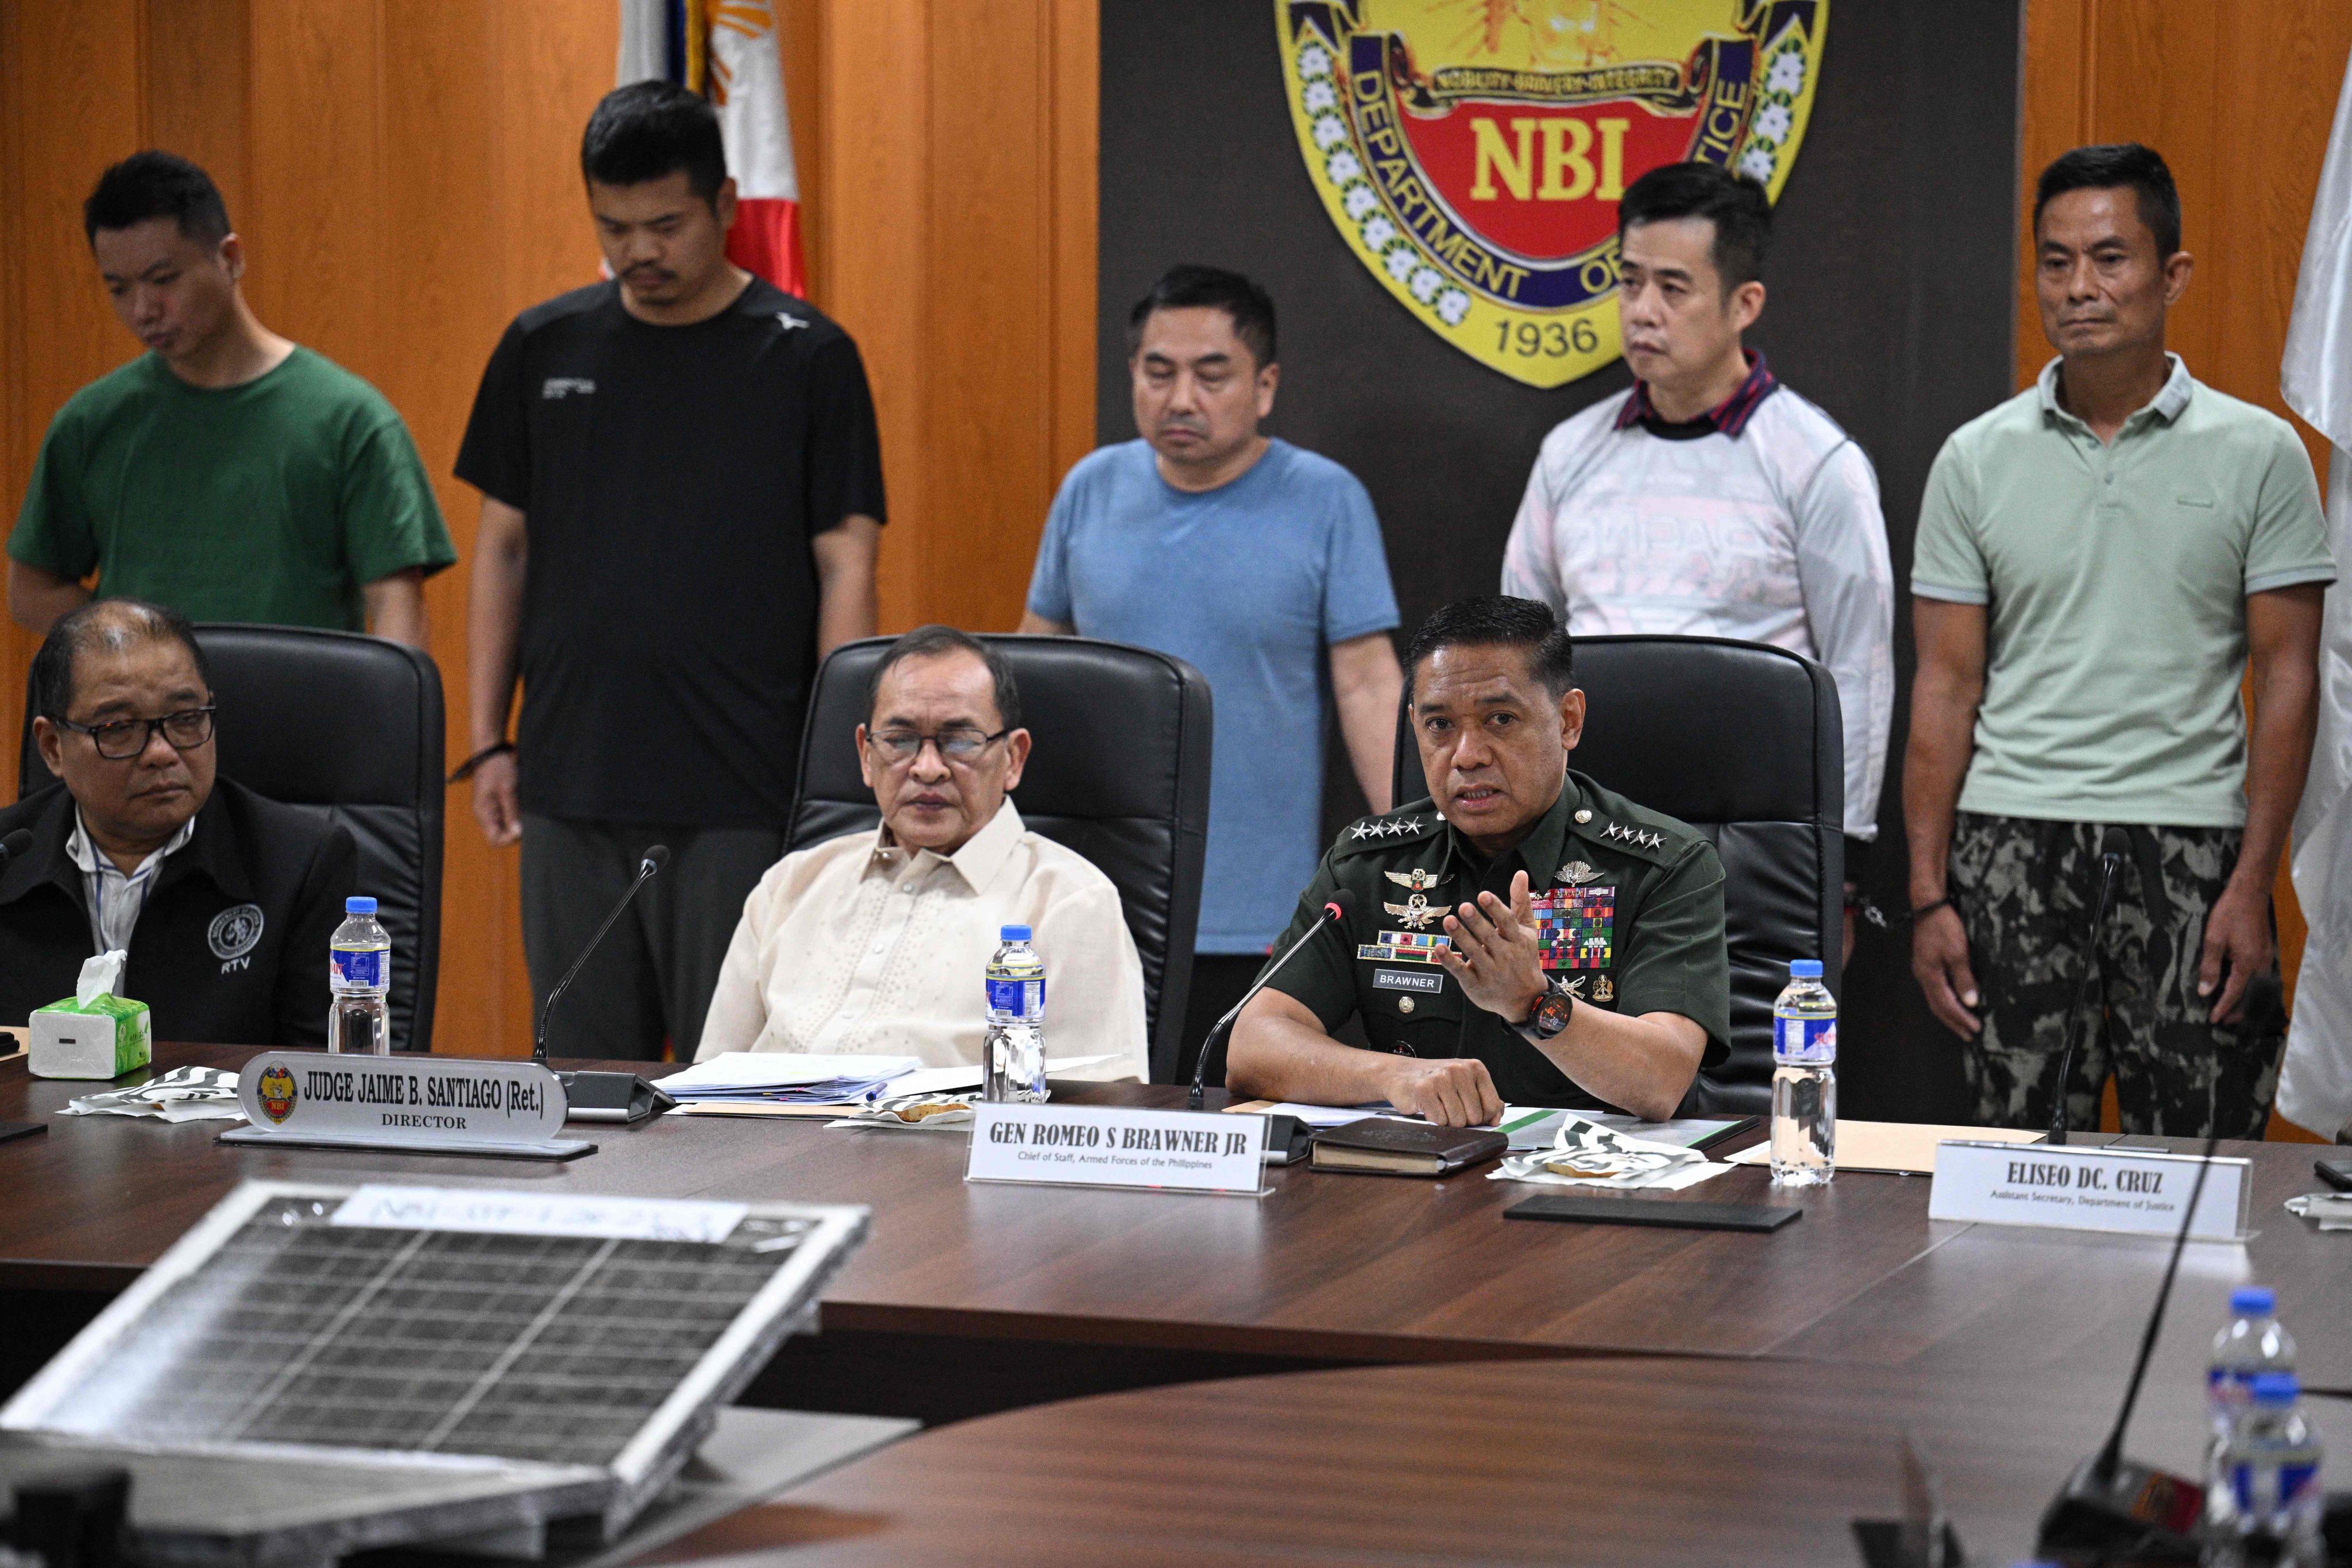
[332,1185,748,1243]
[1252,1101,1404,1128]
[887,1055,1124,1099]
[661,1052,920,1091]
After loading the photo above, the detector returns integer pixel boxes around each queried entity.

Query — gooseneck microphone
[0,828,33,867]
[534,844,669,1065]
[2036,972,2283,1560]
[527,845,679,1125]
[1188,890,1358,1111]
[2049,827,2131,1145]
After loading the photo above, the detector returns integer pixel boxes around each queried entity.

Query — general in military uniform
[1229,597,1729,1126]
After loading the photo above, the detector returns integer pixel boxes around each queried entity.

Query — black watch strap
[1522,978,1573,1040]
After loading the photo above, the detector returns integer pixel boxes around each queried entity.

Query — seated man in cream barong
[697,624,1149,1078]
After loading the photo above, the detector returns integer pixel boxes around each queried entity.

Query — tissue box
[29,993,152,1079]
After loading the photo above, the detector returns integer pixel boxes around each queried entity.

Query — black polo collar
[0,781,248,908]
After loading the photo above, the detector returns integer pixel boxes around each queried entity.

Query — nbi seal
[1278,1,1828,388]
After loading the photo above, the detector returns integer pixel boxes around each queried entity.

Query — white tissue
[76,948,127,1006]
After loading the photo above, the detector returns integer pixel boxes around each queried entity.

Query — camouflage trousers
[1950,812,2279,1138]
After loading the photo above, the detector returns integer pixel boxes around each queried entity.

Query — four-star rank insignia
[1350,816,1428,841]
[1383,892,1443,930]
[1598,821,1665,851]
[1385,867,1449,892]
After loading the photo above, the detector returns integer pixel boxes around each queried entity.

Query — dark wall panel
[1098,1,2021,1120]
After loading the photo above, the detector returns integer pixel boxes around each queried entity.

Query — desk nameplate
[966,1103,1267,1196]
[218,1051,593,1161]
[1928,1140,2248,1242]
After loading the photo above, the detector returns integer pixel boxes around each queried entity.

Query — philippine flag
[616,0,808,299]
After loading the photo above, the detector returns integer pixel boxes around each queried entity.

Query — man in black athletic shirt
[456,82,886,1061]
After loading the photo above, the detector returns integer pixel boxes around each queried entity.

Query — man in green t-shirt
[6,152,454,644]
[1906,144,2333,1139]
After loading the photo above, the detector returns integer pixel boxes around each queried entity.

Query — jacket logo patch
[208,903,265,963]
[541,377,596,399]
[1371,968,1443,995]
[256,1064,298,1124]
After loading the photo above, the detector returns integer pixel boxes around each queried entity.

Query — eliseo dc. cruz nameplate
[219,1051,593,1161]
[1928,1140,2249,1242]
[965,1103,1268,1196]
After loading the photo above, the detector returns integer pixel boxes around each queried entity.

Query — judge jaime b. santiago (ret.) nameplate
[219,1050,593,1161]
[965,1103,1268,1196]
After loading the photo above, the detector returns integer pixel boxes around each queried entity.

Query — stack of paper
[658,1052,920,1106]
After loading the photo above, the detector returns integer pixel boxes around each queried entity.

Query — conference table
[2,1042,2346,1560]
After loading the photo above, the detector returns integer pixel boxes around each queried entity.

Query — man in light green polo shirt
[1905,143,2332,1138]
[6,152,454,645]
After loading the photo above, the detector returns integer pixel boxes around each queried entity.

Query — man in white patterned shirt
[1501,163,1893,951]
[697,625,1148,1077]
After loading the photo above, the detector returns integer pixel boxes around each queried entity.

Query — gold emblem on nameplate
[1384,867,1449,892]
[1555,860,1603,886]
[1384,892,1442,929]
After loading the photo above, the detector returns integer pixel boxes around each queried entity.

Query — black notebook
[1310,1118,1508,1177]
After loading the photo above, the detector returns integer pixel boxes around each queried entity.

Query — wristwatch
[1521,977,1574,1040]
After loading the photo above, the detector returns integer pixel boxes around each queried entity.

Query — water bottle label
[2233,1459,2319,1509]
[332,947,387,989]
[986,976,1044,1019]
[1774,1015,1836,1064]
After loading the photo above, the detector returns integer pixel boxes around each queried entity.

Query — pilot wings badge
[1383,892,1444,929]
[1555,860,1604,886]
[1384,867,1449,892]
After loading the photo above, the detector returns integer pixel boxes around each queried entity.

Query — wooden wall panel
[0,0,1093,1056]
[2019,1,2352,1136]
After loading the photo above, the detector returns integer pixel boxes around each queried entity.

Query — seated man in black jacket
[0,599,355,1047]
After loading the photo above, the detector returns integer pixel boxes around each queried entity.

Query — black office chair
[1391,635,1844,1115]
[21,625,446,1053]
[787,635,1213,1085]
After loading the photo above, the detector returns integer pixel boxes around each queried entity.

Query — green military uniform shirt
[8,347,457,631]
[1259,769,1731,1109]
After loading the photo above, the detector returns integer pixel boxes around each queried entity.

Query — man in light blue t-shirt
[1022,265,1403,1084]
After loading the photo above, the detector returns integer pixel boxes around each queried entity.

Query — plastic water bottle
[2210,1287,2297,1442]
[1770,958,1836,1186]
[983,924,1046,1103]
[328,895,392,1056]
[2205,1372,2324,1566]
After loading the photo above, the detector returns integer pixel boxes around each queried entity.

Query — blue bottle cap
[1000,925,1032,941]
[2230,1286,2276,1316]
[345,896,378,915]
[1789,960,1824,979]
[2250,1372,2299,1405]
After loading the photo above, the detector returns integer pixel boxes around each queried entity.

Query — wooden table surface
[638,1353,2257,1567]
[4,1043,2345,1381]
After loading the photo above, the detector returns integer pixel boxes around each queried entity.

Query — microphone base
[558,1070,678,1124]
[2036,1454,2202,1563]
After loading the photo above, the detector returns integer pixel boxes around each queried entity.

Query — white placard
[220,1050,588,1158]
[331,1185,747,1242]
[965,1103,1267,1196]
[1929,1140,2249,1241]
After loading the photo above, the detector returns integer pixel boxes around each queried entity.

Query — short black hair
[32,600,212,721]
[2034,142,2181,260]
[1616,161,1771,290]
[581,82,728,202]
[1405,596,1574,701]
[865,626,1023,732]
[1127,265,1278,369]
[83,152,231,246]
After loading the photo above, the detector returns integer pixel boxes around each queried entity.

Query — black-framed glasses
[864,727,1009,764]
[53,705,217,760]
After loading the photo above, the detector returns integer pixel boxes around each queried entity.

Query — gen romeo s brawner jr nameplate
[966,1103,1269,1196]
[221,1050,592,1160]
[1278,0,1829,387]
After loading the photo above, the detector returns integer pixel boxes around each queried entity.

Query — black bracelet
[1907,896,1952,921]
[447,741,514,785]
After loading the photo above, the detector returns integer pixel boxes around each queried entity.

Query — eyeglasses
[53,705,217,760]
[864,727,1009,764]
